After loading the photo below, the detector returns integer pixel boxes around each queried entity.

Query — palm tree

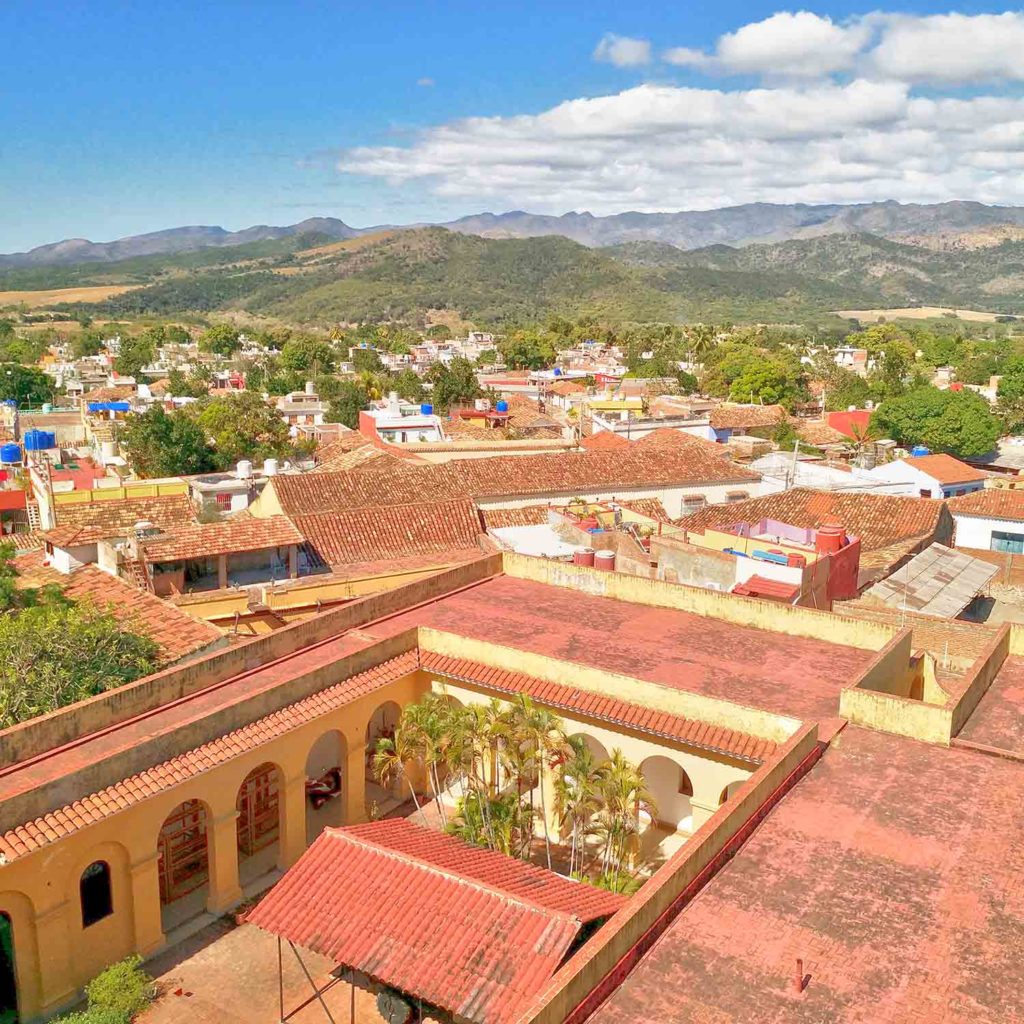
[553,736,602,877]
[372,723,427,823]
[522,701,567,870]
[402,694,454,824]
[596,749,656,886]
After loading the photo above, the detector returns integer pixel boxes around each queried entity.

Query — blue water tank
[2,399,17,408]
[495,399,509,413]
[910,445,930,457]
[419,403,433,416]
[552,367,562,376]
[24,430,55,451]
[108,401,130,412]
[0,443,21,464]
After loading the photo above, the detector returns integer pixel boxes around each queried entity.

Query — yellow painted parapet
[52,479,188,505]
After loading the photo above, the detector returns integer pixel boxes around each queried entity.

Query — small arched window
[678,769,694,798]
[80,861,113,927]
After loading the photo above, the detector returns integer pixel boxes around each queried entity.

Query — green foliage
[0,591,160,727]
[702,341,807,408]
[499,328,556,370]
[871,386,1000,457]
[325,381,370,428]
[0,332,51,364]
[113,332,156,378]
[0,363,53,405]
[81,956,153,1023]
[193,391,293,469]
[427,356,481,411]
[166,367,210,398]
[392,368,425,402]
[351,347,384,374]
[821,367,872,411]
[279,335,335,374]
[70,330,106,359]
[54,1009,131,1024]
[676,369,699,394]
[198,323,241,356]
[997,356,1024,431]
[122,406,215,477]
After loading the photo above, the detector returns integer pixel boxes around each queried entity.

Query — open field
[836,305,1010,323]
[0,284,141,307]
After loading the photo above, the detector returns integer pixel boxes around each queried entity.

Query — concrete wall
[652,537,735,592]
[953,513,1024,551]
[502,552,899,652]
[514,723,820,1024]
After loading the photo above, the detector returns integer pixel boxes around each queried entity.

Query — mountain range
[7,201,1024,268]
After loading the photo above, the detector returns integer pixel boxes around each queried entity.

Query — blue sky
[2,1,1023,251]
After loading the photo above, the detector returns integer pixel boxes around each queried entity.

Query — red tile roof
[12,550,221,664]
[420,651,777,763]
[709,404,786,430]
[732,575,800,601]
[547,379,586,396]
[247,823,602,1024]
[903,453,987,486]
[580,431,630,451]
[0,651,420,862]
[616,498,673,523]
[140,515,304,562]
[47,494,197,547]
[294,499,485,567]
[947,487,1024,521]
[482,506,555,530]
[675,487,951,552]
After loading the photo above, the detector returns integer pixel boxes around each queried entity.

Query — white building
[948,488,1024,553]
[865,453,988,499]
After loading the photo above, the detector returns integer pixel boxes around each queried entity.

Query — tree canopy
[871,386,1000,458]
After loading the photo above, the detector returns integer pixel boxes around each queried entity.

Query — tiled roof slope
[709,403,786,430]
[12,551,221,663]
[616,498,673,523]
[580,431,630,451]
[947,486,1024,521]
[294,498,485,567]
[902,453,987,486]
[0,652,420,862]
[675,487,950,552]
[343,818,625,921]
[141,515,304,562]
[482,506,554,530]
[247,824,585,1024]
[47,494,197,546]
[421,651,776,763]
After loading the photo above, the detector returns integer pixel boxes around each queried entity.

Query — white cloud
[593,33,651,68]
[336,78,1024,212]
[868,12,1024,83]
[664,11,871,78]
[417,77,435,88]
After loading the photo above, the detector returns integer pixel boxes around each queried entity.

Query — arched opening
[719,780,745,806]
[79,861,113,928]
[157,800,210,933]
[569,732,610,767]
[236,763,282,887]
[306,730,346,845]
[639,756,694,834]
[0,913,16,1024]
[365,700,402,785]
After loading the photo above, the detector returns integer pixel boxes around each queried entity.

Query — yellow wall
[52,480,188,506]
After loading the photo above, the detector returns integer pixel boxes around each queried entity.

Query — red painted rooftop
[955,653,1024,758]
[589,726,1024,1024]
[247,820,608,1024]
[371,575,874,724]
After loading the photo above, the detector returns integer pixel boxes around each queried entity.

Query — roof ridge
[329,826,583,924]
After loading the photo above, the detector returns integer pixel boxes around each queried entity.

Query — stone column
[205,810,243,913]
[217,553,228,589]
[129,851,166,956]
[278,771,309,869]
[344,742,368,826]
[689,797,720,832]
[34,899,75,1014]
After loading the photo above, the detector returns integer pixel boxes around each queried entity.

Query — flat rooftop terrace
[590,726,1024,1024]
[956,652,1024,758]
[364,575,876,723]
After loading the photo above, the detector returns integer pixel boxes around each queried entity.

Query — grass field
[0,284,141,307]
[835,306,1009,323]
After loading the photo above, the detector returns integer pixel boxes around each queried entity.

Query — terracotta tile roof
[340,818,624,922]
[902,453,988,486]
[947,487,1024,521]
[294,498,485,567]
[633,427,713,451]
[482,506,554,530]
[421,651,777,763]
[616,498,673,523]
[46,494,197,547]
[12,550,221,663]
[731,574,800,601]
[547,379,585,396]
[580,431,631,451]
[140,515,304,562]
[709,404,786,430]
[0,651,420,862]
[81,385,135,403]
[793,419,849,446]
[675,487,950,553]
[7,531,43,552]
[247,823,591,1024]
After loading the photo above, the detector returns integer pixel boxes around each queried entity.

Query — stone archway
[639,755,694,834]
[235,762,283,886]
[305,730,347,845]
[157,799,212,933]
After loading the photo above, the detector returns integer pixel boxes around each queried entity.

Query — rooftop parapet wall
[0,554,503,769]
[502,552,898,652]
[419,629,802,745]
[514,722,820,1024]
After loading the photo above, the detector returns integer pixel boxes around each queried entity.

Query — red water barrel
[815,524,845,553]
[787,553,807,568]
[574,548,596,567]
[594,550,616,571]
[578,516,600,532]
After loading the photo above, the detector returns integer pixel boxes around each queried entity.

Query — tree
[392,368,425,403]
[279,335,336,375]
[114,333,156,379]
[997,356,1024,431]
[351,347,384,374]
[325,381,370,429]
[193,391,293,469]
[0,592,160,728]
[499,329,556,370]
[0,364,53,406]
[70,330,106,359]
[428,356,481,411]
[166,368,210,399]
[122,406,215,478]
[198,324,241,357]
[426,324,452,340]
[871,386,1000,457]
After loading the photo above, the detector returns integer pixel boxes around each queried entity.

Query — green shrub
[83,956,153,1020]
[56,1009,131,1024]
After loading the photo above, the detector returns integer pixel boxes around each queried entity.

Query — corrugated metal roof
[247,822,593,1024]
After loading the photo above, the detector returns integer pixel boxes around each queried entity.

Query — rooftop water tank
[594,549,616,572]
[573,548,596,567]
[815,524,846,554]
[2,399,17,408]
[420,403,434,416]
[236,459,253,480]
[495,399,509,413]
[263,458,279,477]
[41,403,52,414]
[0,443,21,464]
[910,445,930,457]
[23,430,56,451]
[553,367,562,376]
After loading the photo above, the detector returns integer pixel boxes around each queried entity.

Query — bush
[57,1009,132,1024]
[83,956,153,1020]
